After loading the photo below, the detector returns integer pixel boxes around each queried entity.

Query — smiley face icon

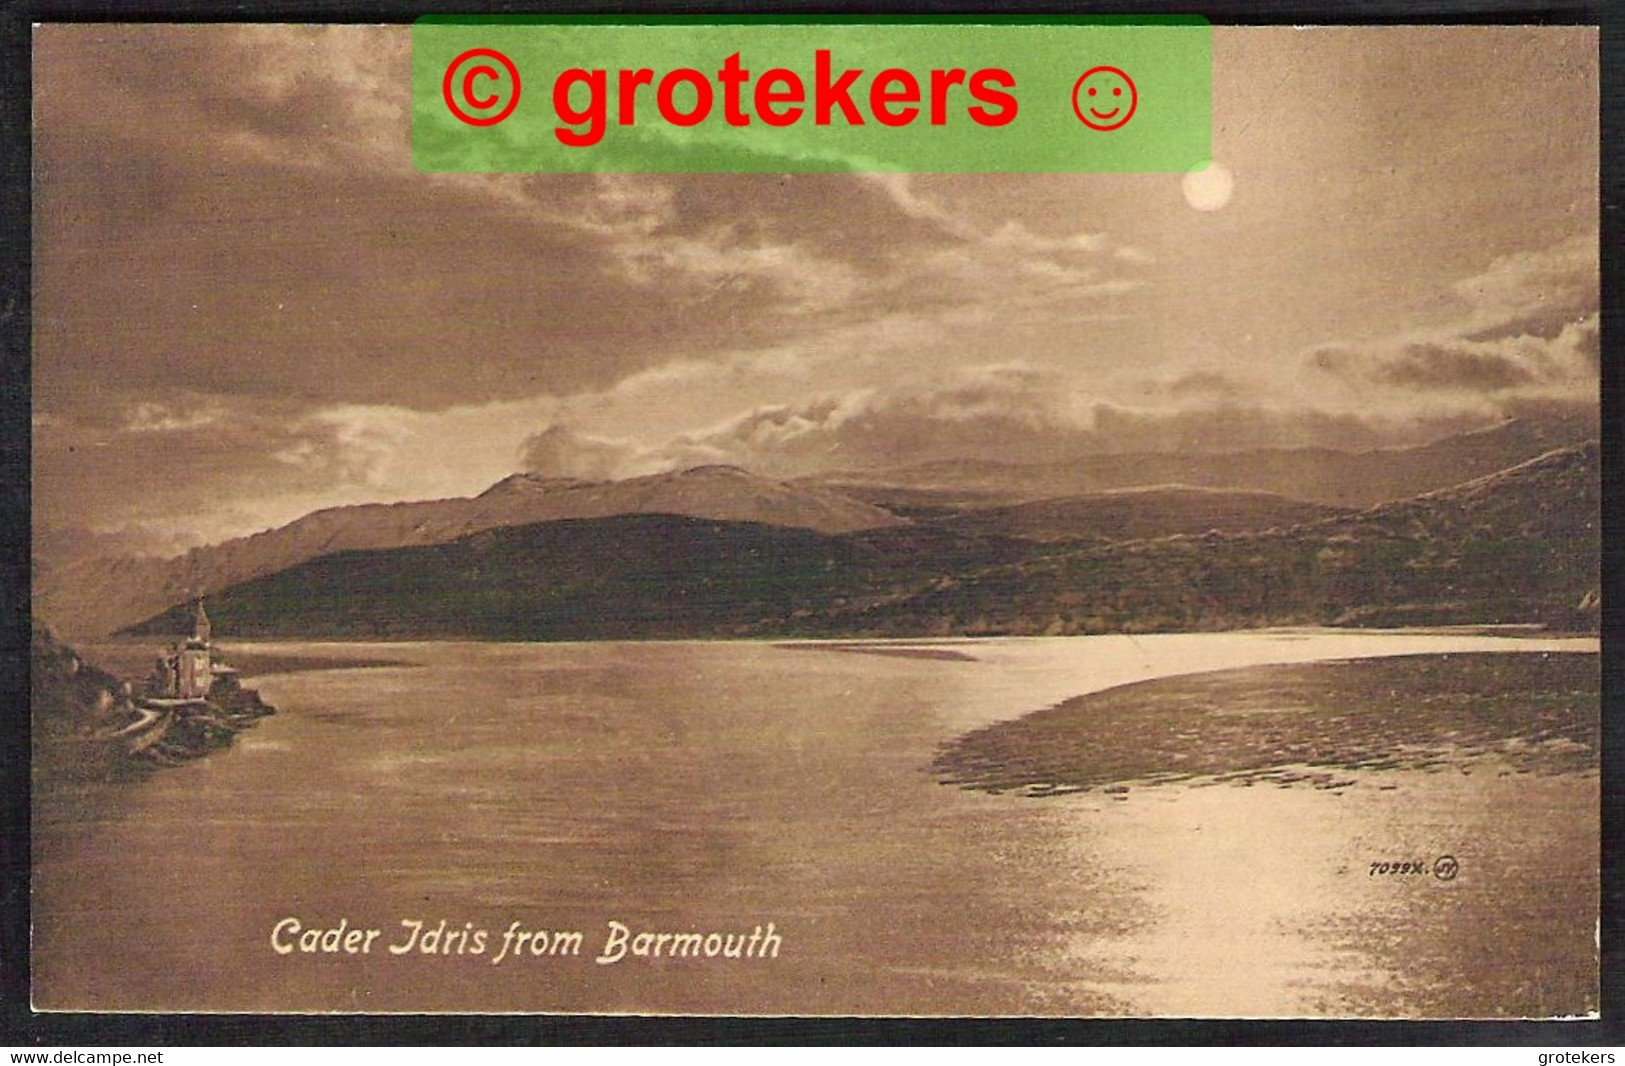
[1072,66,1138,131]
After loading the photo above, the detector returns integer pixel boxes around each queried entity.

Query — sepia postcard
[28,23,1600,1019]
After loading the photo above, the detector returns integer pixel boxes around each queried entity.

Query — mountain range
[124,437,1599,643]
[36,463,902,638]
[803,414,1597,511]
[833,442,1599,637]
[933,486,1347,543]
[37,416,1598,640]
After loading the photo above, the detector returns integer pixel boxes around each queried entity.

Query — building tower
[193,596,212,645]
[172,597,214,699]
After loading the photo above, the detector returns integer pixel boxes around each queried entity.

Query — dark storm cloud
[32,24,1155,559]
[33,158,729,410]
[1309,314,1597,396]
[1310,343,1537,392]
[31,25,1601,564]
[31,27,988,419]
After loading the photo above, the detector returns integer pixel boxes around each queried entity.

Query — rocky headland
[31,619,275,781]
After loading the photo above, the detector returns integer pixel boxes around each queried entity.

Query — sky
[31,24,1599,562]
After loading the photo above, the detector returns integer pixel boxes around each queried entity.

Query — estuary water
[32,630,1598,1017]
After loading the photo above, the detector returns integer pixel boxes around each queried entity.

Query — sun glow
[1182,161,1235,212]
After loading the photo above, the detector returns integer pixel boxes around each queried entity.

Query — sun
[1182,161,1235,212]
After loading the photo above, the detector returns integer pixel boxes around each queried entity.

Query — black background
[0,0,1618,1046]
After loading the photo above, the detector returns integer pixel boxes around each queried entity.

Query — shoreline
[933,650,1600,798]
[68,619,1597,654]
[73,623,1601,652]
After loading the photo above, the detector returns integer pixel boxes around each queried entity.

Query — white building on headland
[150,598,240,701]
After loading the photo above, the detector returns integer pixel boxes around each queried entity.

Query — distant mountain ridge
[839,441,1600,636]
[805,416,1596,510]
[932,486,1349,543]
[125,520,1044,641]
[126,441,1599,642]
[43,416,1595,639]
[37,465,904,638]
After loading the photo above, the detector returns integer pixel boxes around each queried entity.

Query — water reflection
[34,631,1597,1016]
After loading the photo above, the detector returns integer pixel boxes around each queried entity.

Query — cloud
[121,399,229,434]
[32,27,1599,566]
[520,425,652,480]
[1452,232,1597,335]
[843,175,1149,321]
[1087,402,1399,455]
[33,395,349,550]
[33,28,1154,436]
[34,28,1147,424]
[1307,232,1597,412]
[1311,316,1597,394]
[633,364,1455,476]
[606,223,864,316]
[589,363,1081,474]
[1169,371,1245,398]
[33,390,566,559]
[32,31,964,415]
